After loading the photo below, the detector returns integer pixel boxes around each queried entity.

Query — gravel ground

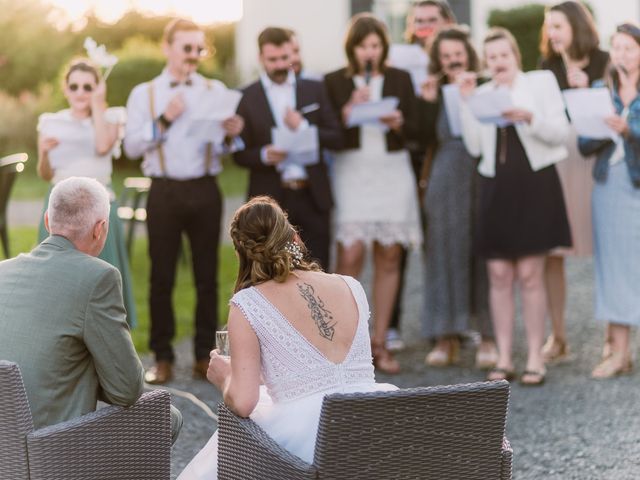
[10,198,640,478]
[146,252,640,480]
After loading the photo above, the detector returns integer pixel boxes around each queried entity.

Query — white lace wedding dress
[177,275,397,479]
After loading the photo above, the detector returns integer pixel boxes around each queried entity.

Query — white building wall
[235,0,351,84]
[470,0,640,49]
[236,0,640,84]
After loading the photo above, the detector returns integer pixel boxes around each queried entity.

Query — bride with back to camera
[177,196,396,479]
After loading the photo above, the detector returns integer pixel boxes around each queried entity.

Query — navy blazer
[233,77,343,212]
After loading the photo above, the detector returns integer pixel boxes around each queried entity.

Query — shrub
[0,86,58,161]
[488,4,546,71]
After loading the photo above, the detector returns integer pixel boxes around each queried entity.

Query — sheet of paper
[272,126,318,153]
[187,119,225,144]
[465,87,514,126]
[39,118,85,144]
[388,44,429,95]
[562,88,617,140]
[347,97,400,128]
[441,84,462,137]
[272,126,319,166]
[192,88,242,121]
[38,118,94,168]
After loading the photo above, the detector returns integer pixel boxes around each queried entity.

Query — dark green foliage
[0,0,75,95]
[488,4,546,71]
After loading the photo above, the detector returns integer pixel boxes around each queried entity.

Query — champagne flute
[215,330,230,358]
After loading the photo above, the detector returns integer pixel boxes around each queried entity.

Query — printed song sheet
[563,88,617,140]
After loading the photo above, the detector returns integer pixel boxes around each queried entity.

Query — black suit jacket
[233,78,343,212]
[324,66,419,152]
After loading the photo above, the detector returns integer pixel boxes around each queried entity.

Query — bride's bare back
[255,271,360,364]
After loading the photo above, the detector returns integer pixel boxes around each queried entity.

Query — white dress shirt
[260,70,309,181]
[124,69,240,180]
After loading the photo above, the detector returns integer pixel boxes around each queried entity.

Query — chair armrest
[501,436,513,480]
[26,390,171,480]
[217,403,317,480]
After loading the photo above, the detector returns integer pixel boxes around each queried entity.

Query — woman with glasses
[418,26,496,370]
[36,58,136,326]
[578,23,640,378]
[538,1,609,364]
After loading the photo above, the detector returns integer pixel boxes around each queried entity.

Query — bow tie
[170,79,193,88]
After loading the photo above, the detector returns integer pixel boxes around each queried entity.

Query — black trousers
[147,176,222,362]
[281,187,330,271]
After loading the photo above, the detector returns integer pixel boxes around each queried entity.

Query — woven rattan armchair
[0,360,171,480]
[218,380,512,480]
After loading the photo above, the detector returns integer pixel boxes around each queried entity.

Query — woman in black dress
[458,28,571,385]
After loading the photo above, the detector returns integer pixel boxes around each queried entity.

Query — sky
[44,0,243,24]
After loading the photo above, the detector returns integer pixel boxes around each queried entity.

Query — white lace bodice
[230,275,375,403]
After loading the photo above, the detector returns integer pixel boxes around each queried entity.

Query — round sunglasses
[68,83,94,93]
[182,44,208,57]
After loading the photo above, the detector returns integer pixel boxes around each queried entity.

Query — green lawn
[11,154,248,201]
[6,151,247,355]
[4,226,240,355]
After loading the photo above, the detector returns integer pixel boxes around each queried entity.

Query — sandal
[591,352,632,379]
[372,341,401,374]
[425,337,460,367]
[542,335,569,364]
[475,341,498,370]
[520,369,546,386]
[486,367,515,382]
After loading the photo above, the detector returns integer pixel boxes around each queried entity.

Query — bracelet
[158,113,172,129]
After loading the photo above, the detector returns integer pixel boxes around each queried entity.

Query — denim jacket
[577,83,640,188]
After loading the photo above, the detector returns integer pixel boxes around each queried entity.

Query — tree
[0,0,74,95]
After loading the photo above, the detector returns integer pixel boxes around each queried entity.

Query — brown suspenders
[147,79,214,177]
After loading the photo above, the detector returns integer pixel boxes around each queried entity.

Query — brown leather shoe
[144,361,173,384]
[193,359,210,379]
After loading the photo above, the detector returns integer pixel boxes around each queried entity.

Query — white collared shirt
[124,68,241,179]
[259,70,309,181]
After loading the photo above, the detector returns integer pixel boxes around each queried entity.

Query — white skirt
[332,126,422,248]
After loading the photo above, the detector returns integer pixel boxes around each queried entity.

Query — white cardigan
[460,70,569,178]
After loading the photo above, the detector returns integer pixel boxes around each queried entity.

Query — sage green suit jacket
[0,235,144,429]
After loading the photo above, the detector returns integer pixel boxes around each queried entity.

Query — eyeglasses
[68,83,93,93]
[182,44,208,56]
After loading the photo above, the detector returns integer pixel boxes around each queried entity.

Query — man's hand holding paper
[271,125,319,167]
[188,88,243,143]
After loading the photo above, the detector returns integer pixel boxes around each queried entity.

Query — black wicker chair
[218,380,512,479]
[0,153,28,258]
[0,360,171,480]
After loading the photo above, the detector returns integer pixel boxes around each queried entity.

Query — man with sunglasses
[124,18,244,385]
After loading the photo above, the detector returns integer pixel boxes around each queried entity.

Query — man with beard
[233,27,343,269]
[124,18,244,384]
[386,0,457,351]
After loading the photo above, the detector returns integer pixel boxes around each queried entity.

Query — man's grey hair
[47,177,110,240]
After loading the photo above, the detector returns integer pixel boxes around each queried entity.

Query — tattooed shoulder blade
[297,282,337,341]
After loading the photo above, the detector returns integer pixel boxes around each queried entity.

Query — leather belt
[281,179,309,190]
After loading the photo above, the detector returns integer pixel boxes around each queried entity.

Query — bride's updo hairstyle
[230,196,320,292]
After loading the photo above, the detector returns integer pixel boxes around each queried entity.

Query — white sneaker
[386,328,405,352]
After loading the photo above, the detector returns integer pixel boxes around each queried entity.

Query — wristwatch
[158,113,172,129]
